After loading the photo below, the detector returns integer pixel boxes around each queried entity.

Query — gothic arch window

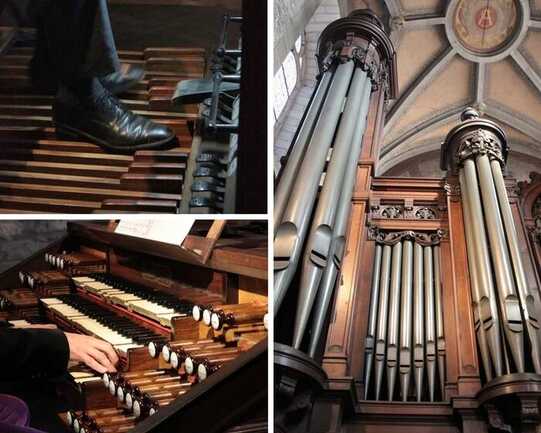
[273,33,305,124]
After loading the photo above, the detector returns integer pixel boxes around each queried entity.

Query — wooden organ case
[274,10,541,433]
[0,220,268,433]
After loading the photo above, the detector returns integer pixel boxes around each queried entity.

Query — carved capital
[456,128,505,167]
[441,108,508,174]
[317,9,397,100]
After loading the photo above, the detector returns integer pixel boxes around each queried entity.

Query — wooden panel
[445,186,481,397]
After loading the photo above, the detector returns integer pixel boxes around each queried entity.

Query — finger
[93,339,119,366]
[31,324,57,329]
[82,354,107,374]
[87,347,116,373]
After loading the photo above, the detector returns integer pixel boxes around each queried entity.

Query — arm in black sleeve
[0,328,69,380]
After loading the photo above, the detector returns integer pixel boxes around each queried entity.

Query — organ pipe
[476,154,525,372]
[459,169,496,381]
[374,244,392,400]
[441,107,541,381]
[307,78,372,358]
[413,242,424,402]
[490,160,541,373]
[399,240,413,402]
[292,68,370,349]
[274,71,333,235]
[363,228,444,402]
[362,244,383,398]
[274,61,354,314]
[386,242,403,401]
[274,9,397,319]
[424,246,436,402]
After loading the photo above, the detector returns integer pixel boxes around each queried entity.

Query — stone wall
[0,221,67,273]
[383,150,541,183]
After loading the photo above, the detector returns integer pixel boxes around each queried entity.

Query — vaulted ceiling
[275,0,541,180]
[364,0,541,179]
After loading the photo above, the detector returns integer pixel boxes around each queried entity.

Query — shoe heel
[55,125,80,141]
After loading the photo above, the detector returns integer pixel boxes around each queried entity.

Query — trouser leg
[35,0,120,84]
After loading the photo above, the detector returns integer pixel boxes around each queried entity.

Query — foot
[53,87,177,153]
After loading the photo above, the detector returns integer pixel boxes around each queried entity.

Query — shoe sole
[55,123,178,154]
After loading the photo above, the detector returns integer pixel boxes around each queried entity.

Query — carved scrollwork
[534,217,541,241]
[415,207,437,220]
[368,224,445,246]
[381,206,402,219]
[533,195,541,219]
[444,182,461,196]
[352,43,389,93]
[455,129,505,167]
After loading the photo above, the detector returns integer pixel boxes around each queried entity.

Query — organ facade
[274,2,541,432]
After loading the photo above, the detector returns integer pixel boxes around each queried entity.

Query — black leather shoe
[53,90,177,153]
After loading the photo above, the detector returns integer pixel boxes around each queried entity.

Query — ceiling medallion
[445,0,530,63]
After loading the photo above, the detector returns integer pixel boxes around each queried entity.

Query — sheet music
[115,217,195,246]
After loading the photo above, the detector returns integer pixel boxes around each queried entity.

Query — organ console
[275,9,541,433]
[0,219,268,433]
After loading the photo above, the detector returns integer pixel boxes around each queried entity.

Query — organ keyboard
[0,220,268,433]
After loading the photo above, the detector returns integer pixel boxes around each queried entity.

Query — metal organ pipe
[386,242,403,401]
[413,242,424,402]
[307,78,372,358]
[274,60,354,313]
[459,169,496,381]
[292,68,371,349]
[476,154,525,373]
[374,245,392,400]
[399,240,413,402]
[362,244,383,399]
[424,246,436,402]
[274,71,334,235]
[363,230,445,402]
[490,160,541,373]
[461,159,504,376]
[440,108,541,381]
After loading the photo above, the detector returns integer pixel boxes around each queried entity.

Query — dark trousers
[30,0,120,84]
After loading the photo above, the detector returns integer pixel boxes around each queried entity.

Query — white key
[115,343,143,354]
[40,297,64,306]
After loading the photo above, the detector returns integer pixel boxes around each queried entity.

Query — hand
[64,333,119,373]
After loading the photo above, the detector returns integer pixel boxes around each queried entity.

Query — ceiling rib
[511,50,541,93]
[384,45,456,136]
[485,104,541,142]
[381,106,463,157]
[403,14,445,29]
[384,0,402,17]
[475,62,486,105]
